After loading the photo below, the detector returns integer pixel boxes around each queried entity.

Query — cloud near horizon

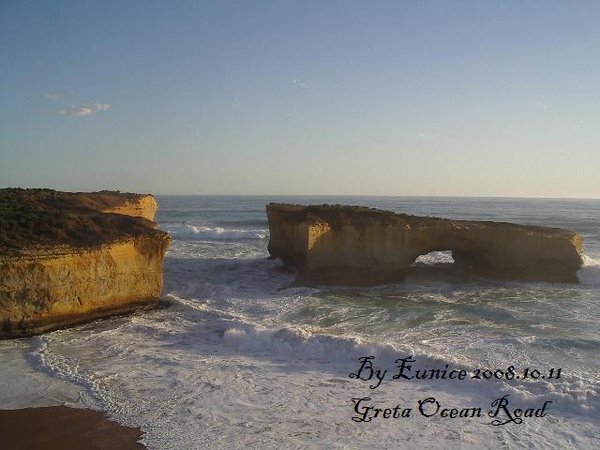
[58,103,111,117]
[292,78,306,88]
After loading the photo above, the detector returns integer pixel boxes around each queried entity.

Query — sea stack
[0,189,171,338]
[266,203,584,285]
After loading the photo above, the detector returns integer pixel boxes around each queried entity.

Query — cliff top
[0,188,165,256]
[267,202,412,228]
[266,202,578,238]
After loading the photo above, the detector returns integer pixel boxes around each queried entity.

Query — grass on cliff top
[266,202,576,236]
[267,202,432,229]
[0,188,163,256]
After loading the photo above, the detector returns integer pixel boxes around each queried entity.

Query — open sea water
[1,196,599,449]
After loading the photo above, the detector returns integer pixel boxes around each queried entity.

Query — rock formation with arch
[267,203,583,285]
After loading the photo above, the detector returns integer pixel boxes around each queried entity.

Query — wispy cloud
[532,101,551,111]
[292,78,306,88]
[413,132,440,142]
[44,93,61,100]
[58,103,111,117]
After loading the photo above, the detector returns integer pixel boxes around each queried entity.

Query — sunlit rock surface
[0,189,171,338]
[267,203,583,285]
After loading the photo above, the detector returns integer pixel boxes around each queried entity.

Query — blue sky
[1,1,599,197]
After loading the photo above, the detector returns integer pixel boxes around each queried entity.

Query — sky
[1,1,599,197]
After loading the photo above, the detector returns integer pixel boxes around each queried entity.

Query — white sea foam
[0,340,82,409]
[222,325,399,362]
[18,306,598,449]
[163,223,268,241]
[578,255,600,285]
[413,250,455,265]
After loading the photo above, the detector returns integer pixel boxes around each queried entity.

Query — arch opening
[412,250,455,266]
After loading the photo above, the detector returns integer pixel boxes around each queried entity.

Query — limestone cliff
[100,194,158,221]
[267,203,584,285]
[0,189,171,338]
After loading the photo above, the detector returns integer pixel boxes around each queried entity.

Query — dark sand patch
[0,406,144,450]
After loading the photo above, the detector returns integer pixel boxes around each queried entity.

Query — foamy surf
[413,250,455,265]
[19,301,599,449]
[163,223,268,241]
[578,255,600,285]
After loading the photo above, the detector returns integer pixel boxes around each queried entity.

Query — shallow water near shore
[1,196,599,449]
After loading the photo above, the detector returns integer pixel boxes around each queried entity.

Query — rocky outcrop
[267,203,584,285]
[0,189,171,338]
[100,194,158,221]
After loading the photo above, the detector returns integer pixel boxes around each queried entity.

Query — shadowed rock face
[266,203,584,285]
[0,189,171,338]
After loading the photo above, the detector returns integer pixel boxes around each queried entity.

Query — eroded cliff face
[267,203,584,285]
[0,189,171,338]
[100,194,158,221]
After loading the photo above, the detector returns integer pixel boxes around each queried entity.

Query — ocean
[1,196,599,449]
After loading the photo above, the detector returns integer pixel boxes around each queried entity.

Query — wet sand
[0,406,144,450]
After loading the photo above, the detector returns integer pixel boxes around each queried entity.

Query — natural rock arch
[266,203,583,285]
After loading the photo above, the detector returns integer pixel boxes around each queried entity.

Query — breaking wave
[162,223,268,241]
[578,255,600,286]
